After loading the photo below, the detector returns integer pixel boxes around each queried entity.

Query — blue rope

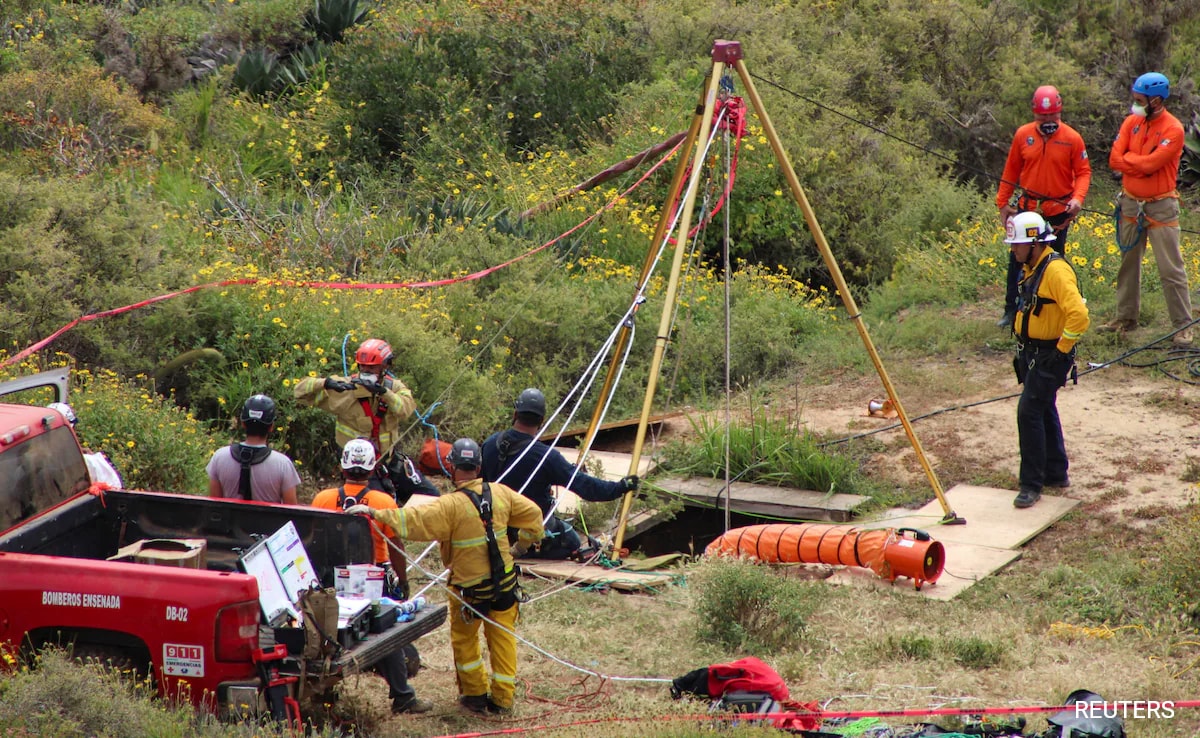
[1114,198,1146,254]
[340,333,352,376]
[414,401,451,477]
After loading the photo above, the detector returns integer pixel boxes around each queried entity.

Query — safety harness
[1013,251,1079,386]
[230,443,272,501]
[1015,251,1064,344]
[336,483,369,511]
[456,481,524,620]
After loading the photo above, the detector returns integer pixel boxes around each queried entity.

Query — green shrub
[880,633,937,661]
[71,367,220,494]
[692,558,819,653]
[947,635,1006,669]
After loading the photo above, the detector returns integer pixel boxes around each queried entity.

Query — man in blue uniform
[481,388,639,559]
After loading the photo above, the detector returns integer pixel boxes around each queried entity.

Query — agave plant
[232,49,283,97]
[304,0,372,44]
[1181,111,1200,189]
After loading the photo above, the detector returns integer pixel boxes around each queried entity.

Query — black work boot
[459,694,491,714]
[1013,487,1041,509]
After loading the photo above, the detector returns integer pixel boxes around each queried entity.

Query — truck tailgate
[332,605,447,675]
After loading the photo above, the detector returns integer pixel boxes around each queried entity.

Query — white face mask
[358,372,378,384]
[1131,103,1148,117]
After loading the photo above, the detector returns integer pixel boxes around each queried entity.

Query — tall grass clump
[659,407,865,496]
[692,558,820,653]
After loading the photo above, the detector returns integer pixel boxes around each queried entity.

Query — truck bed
[0,488,375,584]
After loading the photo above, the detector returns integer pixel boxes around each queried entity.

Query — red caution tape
[1,140,681,374]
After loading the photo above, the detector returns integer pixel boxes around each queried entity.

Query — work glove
[383,565,409,601]
[619,475,640,493]
[344,504,373,517]
[324,377,355,392]
[355,377,387,396]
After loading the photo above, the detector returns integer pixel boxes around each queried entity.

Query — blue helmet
[1132,72,1170,100]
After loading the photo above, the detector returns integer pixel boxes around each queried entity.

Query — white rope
[385,524,673,684]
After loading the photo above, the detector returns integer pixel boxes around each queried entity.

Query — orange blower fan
[705,523,945,590]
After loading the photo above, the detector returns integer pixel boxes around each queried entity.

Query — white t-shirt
[206,444,302,503]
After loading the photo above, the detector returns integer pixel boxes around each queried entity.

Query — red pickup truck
[0,370,445,720]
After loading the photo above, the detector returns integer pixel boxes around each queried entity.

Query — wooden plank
[827,540,1022,601]
[860,484,1079,550]
[543,411,683,441]
[657,476,870,522]
[517,560,677,592]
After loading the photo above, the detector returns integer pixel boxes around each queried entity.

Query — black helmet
[240,394,277,429]
[514,387,546,418]
[447,438,482,471]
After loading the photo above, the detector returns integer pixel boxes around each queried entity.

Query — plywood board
[827,539,1022,601]
[517,559,678,592]
[860,484,1079,550]
[658,476,870,522]
[549,449,654,515]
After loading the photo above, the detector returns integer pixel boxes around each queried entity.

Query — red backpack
[707,657,789,701]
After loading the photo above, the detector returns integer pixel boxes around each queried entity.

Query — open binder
[238,521,320,628]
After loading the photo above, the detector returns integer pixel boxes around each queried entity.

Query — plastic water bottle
[398,596,426,616]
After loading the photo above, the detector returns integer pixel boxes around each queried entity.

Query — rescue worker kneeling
[1005,211,1089,509]
[346,438,544,714]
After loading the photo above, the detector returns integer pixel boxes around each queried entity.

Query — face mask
[1038,121,1059,136]
[358,372,378,384]
[1131,103,1148,117]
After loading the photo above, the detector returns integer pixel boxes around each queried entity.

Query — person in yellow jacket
[346,437,544,715]
[294,337,438,502]
[1005,212,1089,509]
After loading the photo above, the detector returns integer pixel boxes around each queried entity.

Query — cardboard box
[108,538,207,569]
[334,564,384,600]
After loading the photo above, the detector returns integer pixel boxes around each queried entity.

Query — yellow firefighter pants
[449,592,520,709]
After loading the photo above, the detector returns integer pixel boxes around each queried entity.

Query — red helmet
[1031,85,1062,114]
[355,338,394,369]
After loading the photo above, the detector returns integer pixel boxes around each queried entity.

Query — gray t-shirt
[206,444,301,503]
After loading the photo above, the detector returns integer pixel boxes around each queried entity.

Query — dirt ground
[348,324,1200,737]
[792,346,1200,519]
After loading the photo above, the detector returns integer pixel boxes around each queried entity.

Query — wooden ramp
[517,559,678,592]
[658,476,870,522]
[827,484,1078,600]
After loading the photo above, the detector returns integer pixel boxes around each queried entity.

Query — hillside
[4,1,1200,736]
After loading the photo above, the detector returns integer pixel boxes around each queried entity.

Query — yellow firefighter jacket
[293,374,416,455]
[371,478,545,590]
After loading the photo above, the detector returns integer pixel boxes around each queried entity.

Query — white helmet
[47,402,77,425]
[341,438,377,472]
[1005,211,1055,244]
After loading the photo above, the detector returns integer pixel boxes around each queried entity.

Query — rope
[368,517,673,685]
[819,317,1200,447]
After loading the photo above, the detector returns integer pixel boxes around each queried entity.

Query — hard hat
[341,438,377,472]
[447,438,482,471]
[240,394,277,427]
[1031,85,1062,114]
[1004,211,1055,244]
[355,338,394,368]
[514,387,546,418]
[47,402,77,425]
[1132,72,1169,100]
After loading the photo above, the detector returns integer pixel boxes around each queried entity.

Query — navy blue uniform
[481,429,626,559]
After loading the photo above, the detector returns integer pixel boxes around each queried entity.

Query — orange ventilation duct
[704,523,945,590]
